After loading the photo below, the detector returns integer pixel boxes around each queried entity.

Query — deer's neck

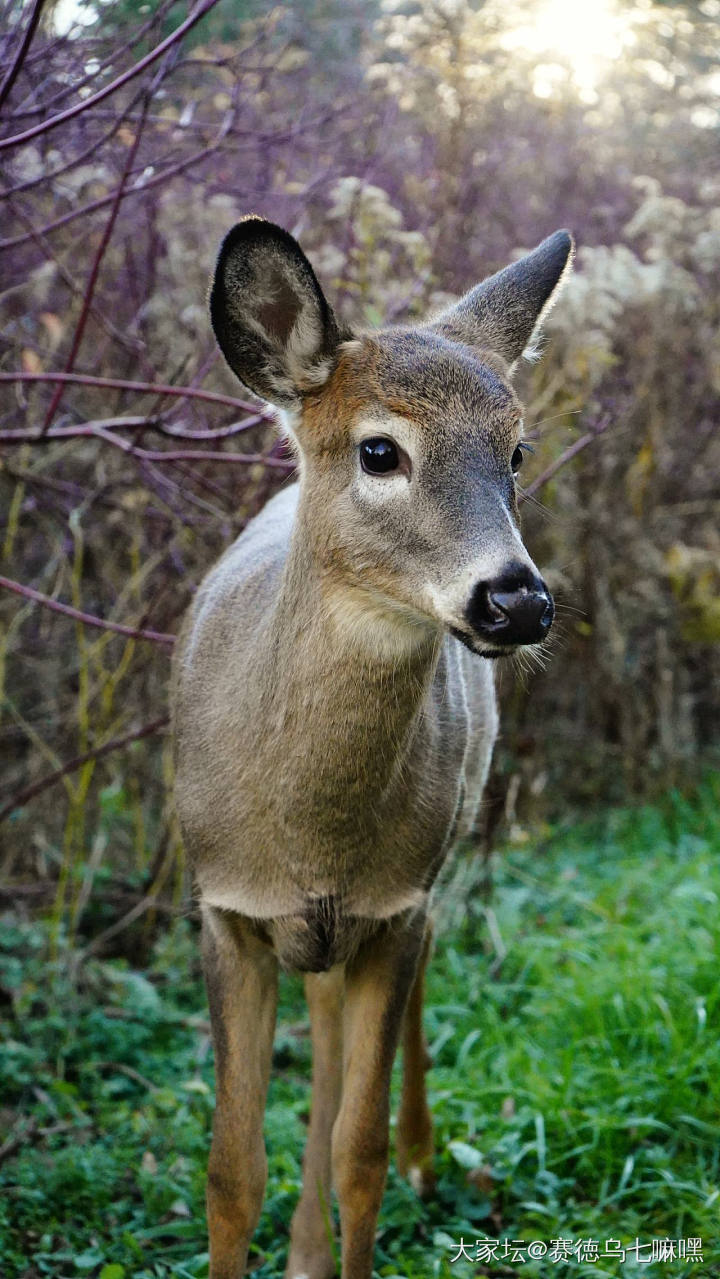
[258,506,442,814]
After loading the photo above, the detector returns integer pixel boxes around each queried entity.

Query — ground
[1,777,719,1279]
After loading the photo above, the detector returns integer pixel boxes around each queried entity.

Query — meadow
[2,778,718,1278]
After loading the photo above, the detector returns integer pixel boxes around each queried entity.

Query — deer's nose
[466,563,554,646]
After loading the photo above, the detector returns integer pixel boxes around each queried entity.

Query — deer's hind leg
[286,966,344,1279]
[396,921,436,1197]
[202,907,278,1279]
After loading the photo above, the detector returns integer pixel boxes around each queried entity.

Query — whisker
[552,602,587,618]
[525,408,584,437]
[516,487,557,521]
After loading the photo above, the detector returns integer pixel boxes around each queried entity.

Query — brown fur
[172,219,572,1278]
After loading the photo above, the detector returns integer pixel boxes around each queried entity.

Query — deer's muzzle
[466,562,554,647]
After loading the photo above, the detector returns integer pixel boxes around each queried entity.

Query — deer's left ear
[210,217,345,406]
[430,230,574,369]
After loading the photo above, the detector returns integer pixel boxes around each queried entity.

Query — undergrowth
[1,777,719,1278]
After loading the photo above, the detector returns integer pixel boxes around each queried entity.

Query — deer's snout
[466,563,554,647]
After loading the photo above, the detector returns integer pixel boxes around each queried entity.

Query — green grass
[2,776,719,1278]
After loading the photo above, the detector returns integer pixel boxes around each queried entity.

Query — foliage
[1,782,719,1276]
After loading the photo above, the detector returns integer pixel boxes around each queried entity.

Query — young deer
[172,217,573,1279]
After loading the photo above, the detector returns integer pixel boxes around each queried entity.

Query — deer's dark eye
[511,445,525,474]
[360,438,400,475]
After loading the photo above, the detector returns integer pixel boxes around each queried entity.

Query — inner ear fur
[210,217,346,406]
[430,229,574,369]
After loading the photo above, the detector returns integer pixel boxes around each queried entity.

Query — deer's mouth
[449,627,515,659]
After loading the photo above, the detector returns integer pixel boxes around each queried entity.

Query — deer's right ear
[210,217,343,407]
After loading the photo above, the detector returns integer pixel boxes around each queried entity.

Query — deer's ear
[430,230,574,369]
[210,217,344,406]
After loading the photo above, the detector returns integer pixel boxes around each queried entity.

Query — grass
[1,775,719,1278]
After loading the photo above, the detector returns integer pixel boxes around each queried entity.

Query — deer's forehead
[304,331,521,453]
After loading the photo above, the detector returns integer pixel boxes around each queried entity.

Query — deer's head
[210,217,572,660]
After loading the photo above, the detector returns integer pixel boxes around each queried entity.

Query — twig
[0,423,290,467]
[0,0,46,112]
[0,0,220,151]
[81,887,170,956]
[3,198,146,354]
[0,131,227,251]
[0,415,268,443]
[91,427,294,467]
[521,417,612,498]
[0,883,179,913]
[0,371,271,417]
[0,715,169,824]
[90,1061,158,1093]
[4,0,177,122]
[1,417,155,441]
[41,90,152,433]
[0,575,176,646]
[0,1117,40,1166]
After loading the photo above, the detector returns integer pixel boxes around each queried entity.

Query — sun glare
[503,0,634,102]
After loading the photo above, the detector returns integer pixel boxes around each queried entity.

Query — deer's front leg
[332,913,426,1279]
[202,906,278,1279]
[286,967,344,1279]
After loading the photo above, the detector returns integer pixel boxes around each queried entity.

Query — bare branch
[91,427,294,467]
[521,417,612,499]
[0,415,269,442]
[0,0,46,112]
[5,0,177,121]
[41,91,152,433]
[0,0,221,151]
[0,716,169,824]
[0,120,235,251]
[0,575,176,646]
[0,371,272,418]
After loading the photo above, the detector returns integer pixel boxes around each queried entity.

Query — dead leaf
[21,348,43,374]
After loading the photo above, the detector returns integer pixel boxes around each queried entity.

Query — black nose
[466,562,554,646]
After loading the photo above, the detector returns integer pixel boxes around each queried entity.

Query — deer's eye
[512,443,533,474]
[360,438,400,475]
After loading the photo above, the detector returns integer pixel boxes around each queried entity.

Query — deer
[171,216,573,1279]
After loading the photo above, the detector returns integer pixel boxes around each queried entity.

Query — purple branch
[0,574,176,646]
[521,417,612,499]
[40,90,152,433]
[0,716,170,824]
[0,0,46,112]
[0,371,273,418]
[0,0,221,151]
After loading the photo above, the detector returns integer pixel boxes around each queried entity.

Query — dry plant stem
[0,574,176,645]
[80,843,177,956]
[0,0,221,152]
